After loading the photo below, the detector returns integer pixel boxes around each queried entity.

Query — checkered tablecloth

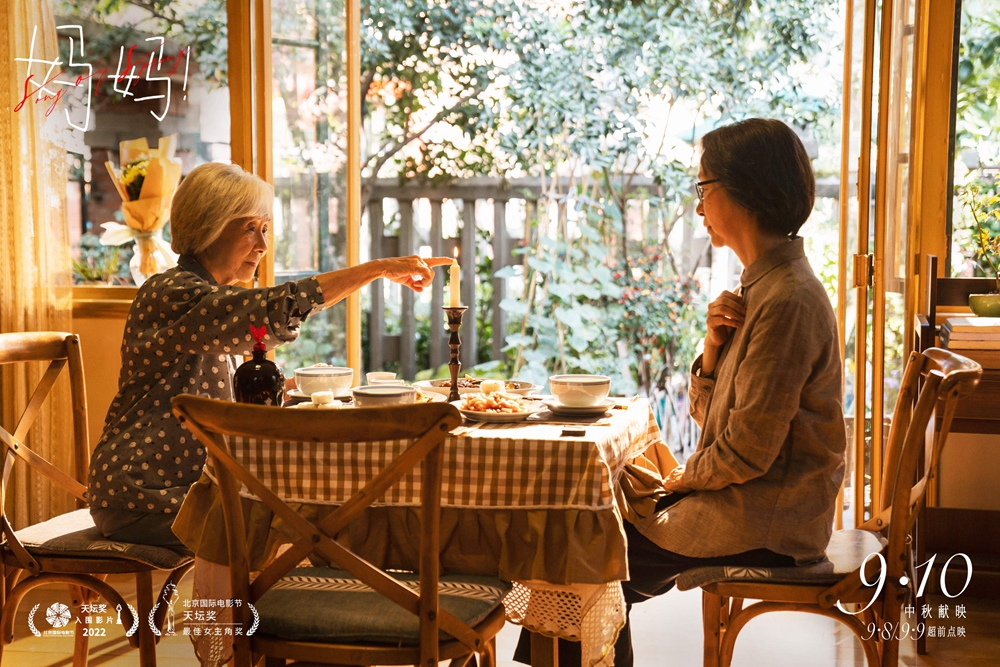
[227,398,660,511]
[193,398,661,667]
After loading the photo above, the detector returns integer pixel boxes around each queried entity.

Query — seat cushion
[7,509,192,570]
[676,529,887,591]
[255,567,511,644]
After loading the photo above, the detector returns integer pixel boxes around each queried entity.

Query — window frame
[72,0,364,380]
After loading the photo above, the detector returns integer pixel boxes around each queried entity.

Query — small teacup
[366,371,398,384]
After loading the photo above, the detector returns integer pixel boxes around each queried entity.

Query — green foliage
[275,306,349,373]
[497,0,836,183]
[492,0,835,392]
[612,246,704,389]
[71,0,840,404]
[362,0,513,179]
[957,7,1000,151]
[500,211,631,392]
[72,233,124,284]
[960,178,1000,293]
[57,0,228,87]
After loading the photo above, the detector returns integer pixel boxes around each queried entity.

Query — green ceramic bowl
[969,294,1000,318]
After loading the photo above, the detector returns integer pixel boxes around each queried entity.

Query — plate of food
[289,390,343,410]
[454,392,542,422]
[414,376,541,397]
[416,388,447,403]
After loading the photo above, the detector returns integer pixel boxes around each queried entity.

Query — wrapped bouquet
[100,134,183,284]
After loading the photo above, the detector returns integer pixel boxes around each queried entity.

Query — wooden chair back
[825,347,981,608]
[695,348,983,667]
[171,395,470,667]
[0,332,90,574]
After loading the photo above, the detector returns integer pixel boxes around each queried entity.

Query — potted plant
[961,182,1000,317]
[72,235,122,285]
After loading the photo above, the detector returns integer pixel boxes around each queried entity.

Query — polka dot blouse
[87,254,325,515]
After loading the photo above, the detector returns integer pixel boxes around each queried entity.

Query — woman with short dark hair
[698,117,816,237]
[515,118,847,666]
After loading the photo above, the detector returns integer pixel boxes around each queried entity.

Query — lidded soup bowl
[548,374,611,407]
[293,365,354,397]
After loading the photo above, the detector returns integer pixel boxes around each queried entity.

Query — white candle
[449,258,461,307]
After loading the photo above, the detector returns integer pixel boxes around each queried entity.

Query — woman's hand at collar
[379,255,454,293]
[702,289,746,375]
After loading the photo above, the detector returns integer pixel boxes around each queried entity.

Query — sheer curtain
[0,0,76,525]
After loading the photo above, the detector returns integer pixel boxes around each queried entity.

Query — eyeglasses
[696,178,720,201]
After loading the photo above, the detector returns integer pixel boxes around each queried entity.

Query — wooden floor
[2,573,997,666]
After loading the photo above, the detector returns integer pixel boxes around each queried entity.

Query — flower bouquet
[99,134,182,285]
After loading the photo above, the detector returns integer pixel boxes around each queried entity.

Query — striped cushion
[676,529,887,591]
[255,567,510,644]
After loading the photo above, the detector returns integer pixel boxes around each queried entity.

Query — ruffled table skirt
[171,399,666,666]
[173,484,629,666]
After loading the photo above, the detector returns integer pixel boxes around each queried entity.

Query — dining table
[171,394,675,667]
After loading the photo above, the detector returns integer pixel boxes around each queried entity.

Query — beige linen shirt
[633,238,846,563]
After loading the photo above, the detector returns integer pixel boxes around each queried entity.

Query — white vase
[129,229,176,286]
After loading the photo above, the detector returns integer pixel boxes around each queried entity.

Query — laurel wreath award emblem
[27,604,41,637]
[28,601,138,637]
[116,603,140,637]
[247,603,259,636]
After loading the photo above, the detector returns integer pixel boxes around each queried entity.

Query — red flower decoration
[250,324,268,351]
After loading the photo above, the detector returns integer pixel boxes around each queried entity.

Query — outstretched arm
[314,256,454,309]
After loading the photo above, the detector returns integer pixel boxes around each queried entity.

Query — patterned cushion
[676,529,887,591]
[6,509,192,570]
[255,567,510,644]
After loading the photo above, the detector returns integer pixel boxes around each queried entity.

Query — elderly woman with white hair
[87,162,450,548]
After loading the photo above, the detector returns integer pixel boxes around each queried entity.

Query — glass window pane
[951,0,1000,280]
[53,1,230,285]
[881,0,916,422]
[271,0,349,373]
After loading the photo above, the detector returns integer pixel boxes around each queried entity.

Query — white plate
[286,388,352,400]
[542,398,615,417]
[454,401,542,423]
[289,402,341,410]
[348,386,446,402]
[414,379,541,397]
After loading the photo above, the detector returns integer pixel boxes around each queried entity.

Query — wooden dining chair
[0,332,193,667]
[674,347,982,667]
[171,395,509,667]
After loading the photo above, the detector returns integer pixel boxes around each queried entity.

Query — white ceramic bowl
[294,365,354,397]
[366,371,397,384]
[548,374,611,407]
[352,385,417,408]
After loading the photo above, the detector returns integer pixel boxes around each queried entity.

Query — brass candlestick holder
[443,306,468,403]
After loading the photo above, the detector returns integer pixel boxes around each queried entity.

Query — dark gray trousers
[90,506,191,552]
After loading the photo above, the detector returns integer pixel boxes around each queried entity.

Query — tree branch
[124,0,183,29]
[360,69,376,117]
[363,85,485,177]
[603,166,632,280]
